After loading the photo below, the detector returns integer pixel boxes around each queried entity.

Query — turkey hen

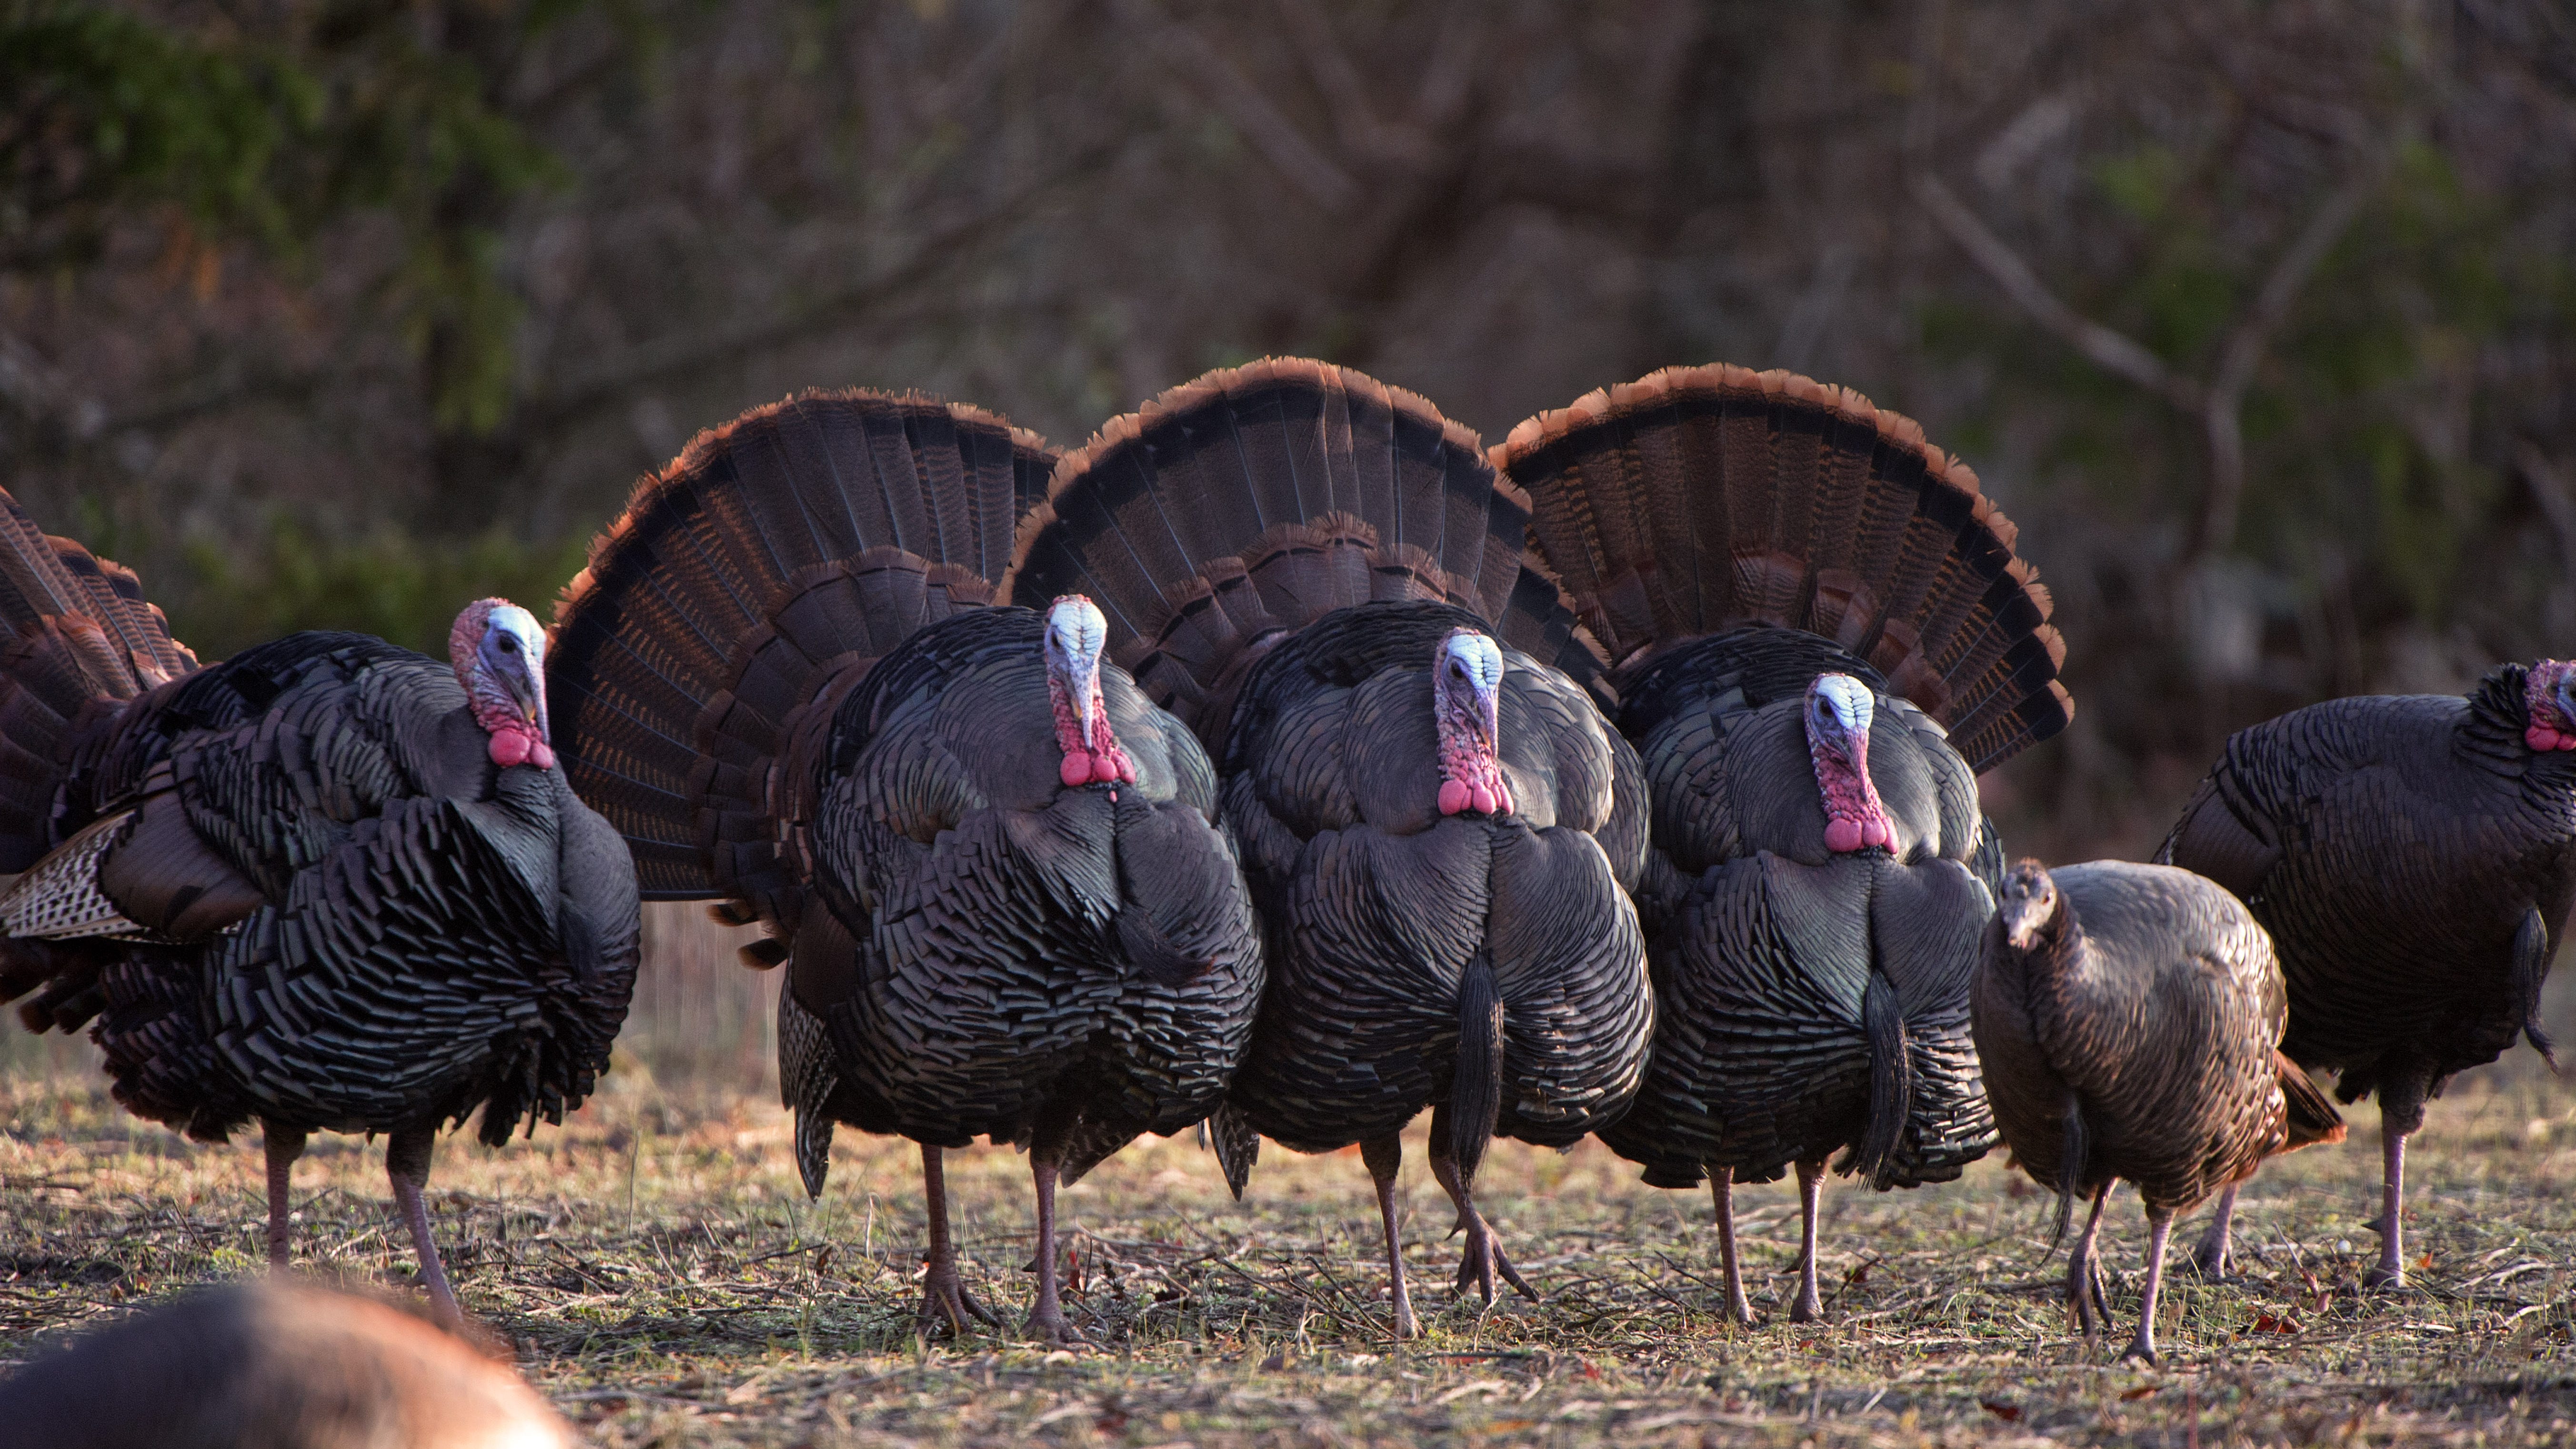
[2157,662,2574,1287]
[1493,364,2072,1323]
[1005,359,1651,1338]
[1975,859,2345,1363]
[0,493,639,1330]
[0,1281,575,1449]
[546,390,1260,1343]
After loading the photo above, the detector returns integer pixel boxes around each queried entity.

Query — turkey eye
[498,637,518,652]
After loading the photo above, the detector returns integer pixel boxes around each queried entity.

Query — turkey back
[1003,357,1604,747]
[548,392,1055,926]
[1494,364,2070,772]
[0,488,198,873]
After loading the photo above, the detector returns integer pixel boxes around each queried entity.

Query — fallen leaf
[1981,1399,2023,1422]
[2121,1386,2157,1401]
[2250,1312,2301,1334]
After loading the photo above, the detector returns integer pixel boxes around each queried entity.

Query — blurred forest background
[5,0,2574,913]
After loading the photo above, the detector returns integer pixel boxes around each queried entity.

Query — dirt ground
[3,1057,2571,1447]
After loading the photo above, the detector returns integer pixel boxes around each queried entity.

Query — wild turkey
[0,494,639,1330]
[2157,662,2574,1287]
[546,390,1260,1343]
[1004,358,1652,1337]
[1491,364,2072,1323]
[0,1280,575,1449]
[1974,859,2346,1363]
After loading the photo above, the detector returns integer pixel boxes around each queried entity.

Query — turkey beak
[1473,679,1503,759]
[1067,654,1103,749]
[504,652,551,743]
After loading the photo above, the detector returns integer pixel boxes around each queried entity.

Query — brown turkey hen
[1975,859,2345,1363]
[0,494,639,1331]
[2157,662,2575,1288]
[546,390,1260,1342]
[1004,358,1651,1337]
[0,1281,575,1449]
[1492,364,2069,1323]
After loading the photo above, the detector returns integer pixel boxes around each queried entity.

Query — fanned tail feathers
[1004,358,1607,739]
[0,488,196,875]
[547,391,1056,924]
[1493,364,2071,771]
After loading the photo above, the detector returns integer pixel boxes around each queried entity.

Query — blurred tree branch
[1916,144,2384,565]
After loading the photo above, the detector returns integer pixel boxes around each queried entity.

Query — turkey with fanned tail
[545,390,1259,1343]
[0,493,639,1330]
[2157,662,2576,1289]
[1004,359,1651,1339]
[1492,364,2072,1323]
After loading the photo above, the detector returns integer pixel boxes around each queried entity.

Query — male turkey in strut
[2157,662,2576,1288]
[1005,359,1652,1338]
[546,391,1260,1343]
[1492,364,2072,1323]
[0,492,639,1330]
[1974,859,2345,1363]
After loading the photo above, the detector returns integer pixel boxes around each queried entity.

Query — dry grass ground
[3,1056,2572,1448]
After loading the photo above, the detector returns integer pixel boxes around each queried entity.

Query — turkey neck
[2465,666,2576,801]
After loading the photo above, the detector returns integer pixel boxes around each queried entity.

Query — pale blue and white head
[1044,594,1132,787]
[1434,627,1512,817]
[451,598,554,769]
[1803,672,1890,854]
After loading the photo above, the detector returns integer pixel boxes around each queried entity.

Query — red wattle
[2532,726,2563,751]
[529,739,556,770]
[1824,818,1865,853]
[2561,736,2576,751]
[1470,784,1499,815]
[1061,752,1093,787]
[1090,753,1121,784]
[1118,758,1138,783]
[489,730,533,768]
[1497,786,1515,816]
[1439,780,1472,816]
[1861,817,1892,848]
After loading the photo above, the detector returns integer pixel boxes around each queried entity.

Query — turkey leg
[386,1127,462,1331]
[2366,1122,2410,1289]
[918,1143,1000,1337]
[1360,1134,1418,1340]
[2066,1182,2112,1339]
[1024,1109,1085,1345]
[2121,1207,2173,1366]
[1788,1158,1827,1323]
[262,1120,307,1269]
[1709,1166,1757,1326]
[2190,1182,2239,1279]
[1425,1112,1535,1306]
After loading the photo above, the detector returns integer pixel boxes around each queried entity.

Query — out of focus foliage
[4,0,2574,856]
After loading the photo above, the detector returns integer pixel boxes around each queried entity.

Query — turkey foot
[2066,1183,2113,1340]
[2362,1125,2410,1290]
[1361,1135,1419,1340]
[1709,1167,1757,1327]
[1788,1159,1827,1324]
[263,1120,307,1269]
[1024,1116,1088,1346]
[916,1144,1001,1338]
[2188,1182,2240,1280]
[1428,1140,1535,1307]
[2118,1209,2174,1366]
[387,1127,463,1332]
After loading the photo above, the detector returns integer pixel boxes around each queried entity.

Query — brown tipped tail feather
[1493,363,2071,772]
[546,391,1056,923]
[1004,356,1606,741]
[2276,1050,2347,1151]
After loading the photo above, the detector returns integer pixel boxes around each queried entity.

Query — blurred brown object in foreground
[0,1279,573,1449]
